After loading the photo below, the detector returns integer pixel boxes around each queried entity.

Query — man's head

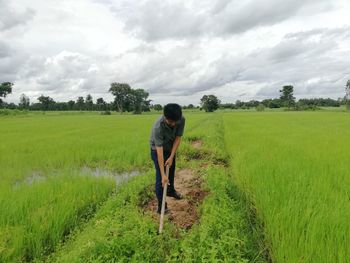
[164,103,182,127]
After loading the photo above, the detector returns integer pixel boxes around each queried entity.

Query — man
[150,103,185,214]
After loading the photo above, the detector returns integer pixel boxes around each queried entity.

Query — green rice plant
[0,112,209,261]
[47,172,179,263]
[224,112,350,263]
[0,174,114,262]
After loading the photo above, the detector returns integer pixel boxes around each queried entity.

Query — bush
[0,109,28,116]
[256,104,265,112]
[100,110,111,115]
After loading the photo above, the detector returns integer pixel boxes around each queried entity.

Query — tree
[67,100,75,110]
[0,82,13,98]
[153,104,162,111]
[346,80,350,110]
[279,85,295,109]
[85,94,93,111]
[200,95,220,112]
[96,97,107,111]
[19,94,30,110]
[109,83,132,113]
[131,89,149,114]
[37,95,55,111]
[0,82,13,107]
[75,96,85,110]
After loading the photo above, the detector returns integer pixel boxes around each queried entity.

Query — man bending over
[150,103,185,214]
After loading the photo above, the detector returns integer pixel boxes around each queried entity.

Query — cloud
[108,26,350,100]
[0,41,12,58]
[18,51,107,98]
[109,0,332,41]
[0,0,35,31]
[2,0,350,105]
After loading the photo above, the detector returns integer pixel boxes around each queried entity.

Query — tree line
[0,82,151,114]
[200,83,350,112]
[1,81,350,113]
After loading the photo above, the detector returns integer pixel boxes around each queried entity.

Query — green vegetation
[1,110,349,262]
[48,114,265,263]
[224,112,350,262]
[0,113,209,261]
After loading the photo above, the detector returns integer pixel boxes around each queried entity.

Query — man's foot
[167,190,183,200]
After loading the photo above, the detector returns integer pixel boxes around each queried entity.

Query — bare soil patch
[143,168,208,230]
[191,139,203,149]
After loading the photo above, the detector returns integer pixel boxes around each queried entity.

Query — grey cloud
[0,41,28,83]
[0,41,12,58]
[18,51,108,97]
[108,0,331,41]
[214,0,331,35]
[110,26,350,100]
[0,0,35,31]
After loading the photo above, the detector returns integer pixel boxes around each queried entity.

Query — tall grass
[0,113,208,261]
[224,112,350,262]
[49,114,266,262]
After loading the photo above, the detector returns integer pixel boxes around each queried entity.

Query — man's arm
[156,146,168,186]
[171,136,182,158]
[165,136,182,167]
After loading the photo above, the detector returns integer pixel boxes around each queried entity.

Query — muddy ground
[143,168,207,229]
[143,139,208,229]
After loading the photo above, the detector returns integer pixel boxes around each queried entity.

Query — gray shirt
[150,116,185,152]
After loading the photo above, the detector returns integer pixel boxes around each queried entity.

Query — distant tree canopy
[85,94,93,111]
[153,104,163,111]
[346,80,350,110]
[76,96,85,110]
[38,95,55,111]
[279,85,295,109]
[0,82,13,98]
[0,82,13,105]
[109,82,150,114]
[1,82,348,112]
[96,97,107,111]
[19,94,30,110]
[200,95,220,112]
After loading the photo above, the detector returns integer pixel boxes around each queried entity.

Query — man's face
[164,118,176,127]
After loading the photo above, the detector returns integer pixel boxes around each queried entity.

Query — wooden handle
[158,165,170,234]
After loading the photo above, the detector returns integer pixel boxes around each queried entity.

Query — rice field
[224,112,350,262]
[0,110,349,262]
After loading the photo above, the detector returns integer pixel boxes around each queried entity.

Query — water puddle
[14,168,142,189]
[80,166,142,187]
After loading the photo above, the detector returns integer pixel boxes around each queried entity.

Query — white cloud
[1,0,350,105]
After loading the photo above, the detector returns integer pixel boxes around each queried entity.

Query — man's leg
[166,153,182,199]
[151,149,168,213]
[167,154,176,192]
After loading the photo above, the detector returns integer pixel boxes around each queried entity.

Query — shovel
[158,165,170,234]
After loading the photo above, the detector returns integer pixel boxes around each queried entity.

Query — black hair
[163,103,182,121]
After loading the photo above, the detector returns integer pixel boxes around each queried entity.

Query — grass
[0,112,208,261]
[47,113,265,262]
[224,111,350,262]
[1,110,349,262]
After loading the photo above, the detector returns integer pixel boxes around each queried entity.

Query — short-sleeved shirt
[150,116,185,152]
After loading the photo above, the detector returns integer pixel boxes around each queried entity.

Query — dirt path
[143,168,207,229]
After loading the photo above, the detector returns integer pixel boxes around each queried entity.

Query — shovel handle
[159,165,170,234]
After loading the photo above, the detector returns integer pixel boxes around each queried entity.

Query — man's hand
[162,176,168,187]
[165,156,174,167]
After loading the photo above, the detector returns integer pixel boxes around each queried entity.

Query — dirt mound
[143,168,207,230]
[191,140,203,149]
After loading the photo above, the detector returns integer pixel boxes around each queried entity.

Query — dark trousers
[151,149,176,205]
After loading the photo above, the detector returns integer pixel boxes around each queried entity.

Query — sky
[1,0,350,105]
